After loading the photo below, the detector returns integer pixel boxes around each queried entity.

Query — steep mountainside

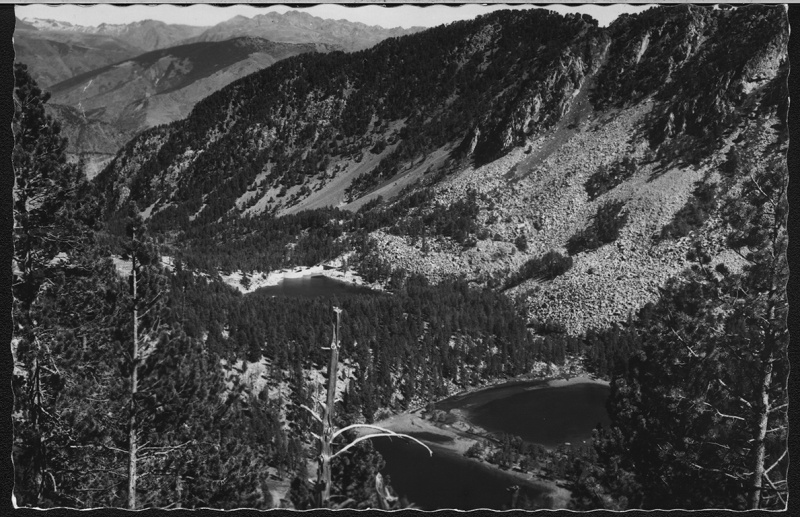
[97,5,787,334]
[187,10,423,51]
[45,37,335,176]
[99,10,603,218]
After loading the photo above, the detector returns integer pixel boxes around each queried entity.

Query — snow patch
[189,203,206,222]
[635,32,650,65]
[140,199,159,220]
[219,261,376,295]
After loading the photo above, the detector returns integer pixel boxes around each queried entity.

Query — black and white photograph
[9,2,790,510]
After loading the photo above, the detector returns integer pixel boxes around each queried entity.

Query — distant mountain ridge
[15,10,423,86]
[79,19,208,51]
[14,17,211,87]
[20,17,208,49]
[14,19,144,87]
[185,10,424,51]
[20,17,84,31]
[14,17,38,30]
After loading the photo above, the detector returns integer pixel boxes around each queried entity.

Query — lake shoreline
[439,372,610,405]
[362,408,571,508]
[358,374,609,509]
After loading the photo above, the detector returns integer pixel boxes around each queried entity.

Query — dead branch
[333,431,432,459]
[764,449,788,475]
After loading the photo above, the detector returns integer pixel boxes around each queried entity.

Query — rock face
[98,5,787,334]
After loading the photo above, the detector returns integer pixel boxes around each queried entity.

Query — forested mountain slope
[99,9,604,220]
[98,5,787,334]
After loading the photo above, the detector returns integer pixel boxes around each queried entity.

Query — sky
[16,4,657,30]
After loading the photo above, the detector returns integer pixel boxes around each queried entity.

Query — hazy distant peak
[190,10,424,52]
[22,17,77,31]
[15,17,39,31]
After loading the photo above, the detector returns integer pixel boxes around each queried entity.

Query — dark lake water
[373,380,611,509]
[445,381,611,448]
[372,437,550,510]
[255,275,381,298]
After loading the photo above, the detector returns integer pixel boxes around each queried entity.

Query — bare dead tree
[127,228,139,510]
[306,306,431,507]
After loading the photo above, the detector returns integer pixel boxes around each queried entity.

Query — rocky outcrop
[471,35,606,164]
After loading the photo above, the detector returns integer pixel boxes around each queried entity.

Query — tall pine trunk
[32,357,44,502]
[748,222,785,509]
[128,250,139,509]
[748,267,781,509]
[319,309,341,506]
[748,353,772,509]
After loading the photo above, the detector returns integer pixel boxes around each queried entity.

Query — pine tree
[118,214,166,508]
[11,62,103,506]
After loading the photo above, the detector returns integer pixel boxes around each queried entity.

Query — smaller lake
[254,275,381,299]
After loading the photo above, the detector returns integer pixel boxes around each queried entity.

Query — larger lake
[371,437,550,510]
[439,380,611,448]
[374,379,610,509]
[255,275,381,298]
